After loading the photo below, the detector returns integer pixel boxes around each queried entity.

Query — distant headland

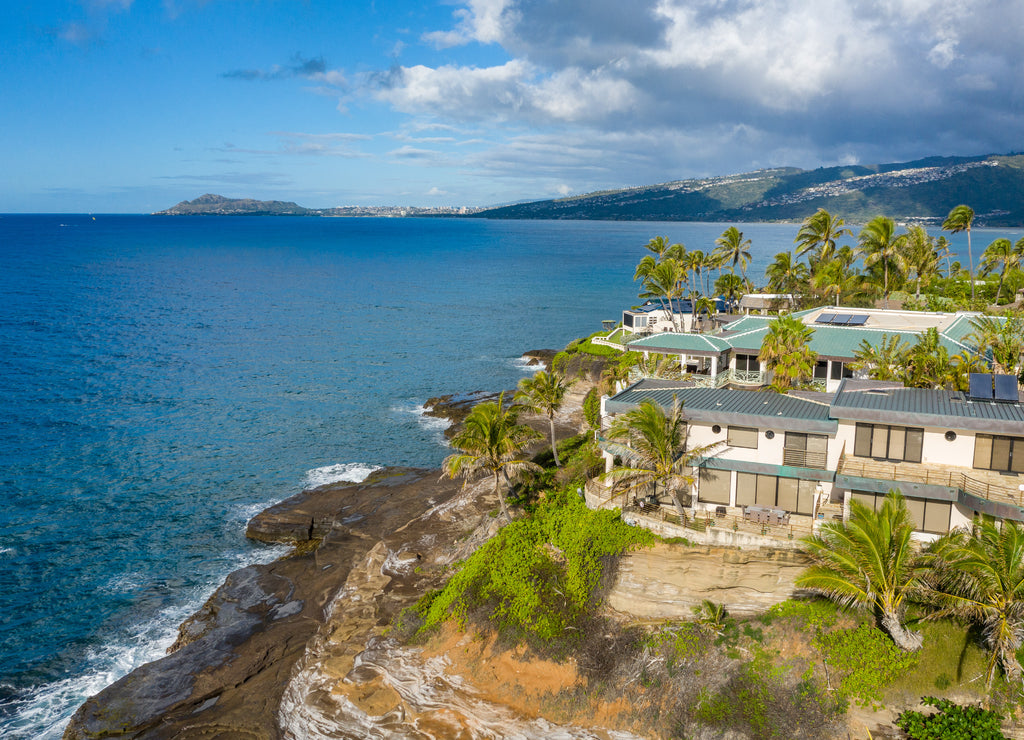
[153,193,482,218]
[154,152,1024,225]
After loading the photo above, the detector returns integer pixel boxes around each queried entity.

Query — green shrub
[814,623,918,707]
[582,387,601,430]
[896,697,1006,740]
[415,487,653,652]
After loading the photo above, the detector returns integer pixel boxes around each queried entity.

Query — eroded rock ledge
[62,467,493,739]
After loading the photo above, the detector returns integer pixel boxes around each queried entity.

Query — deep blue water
[0,214,1013,738]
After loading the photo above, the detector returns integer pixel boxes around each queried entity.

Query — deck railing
[838,457,1023,505]
[783,448,828,469]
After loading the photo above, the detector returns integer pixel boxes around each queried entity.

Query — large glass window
[974,434,1024,473]
[698,468,731,504]
[735,354,759,372]
[728,426,759,449]
[853,423,923,462]
[736,473,815,514]
[851,490,950,533]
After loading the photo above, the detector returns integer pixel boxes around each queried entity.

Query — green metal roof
[831,379,1024,434]
[626,332,732,355]
[628,309,989,362]
[605,379,837,434]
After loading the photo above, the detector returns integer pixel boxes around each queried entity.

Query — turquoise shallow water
[0,214,1012,737]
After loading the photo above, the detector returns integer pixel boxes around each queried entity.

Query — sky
[3,0,1023,213]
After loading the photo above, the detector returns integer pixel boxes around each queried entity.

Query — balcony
[836,456,1024,520]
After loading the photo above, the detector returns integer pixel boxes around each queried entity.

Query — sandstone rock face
[607,543,811,620]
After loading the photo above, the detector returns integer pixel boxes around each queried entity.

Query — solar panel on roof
[847,314,868,326]
[969,373,994,400]
[816,313,837,324]
[832,314,852,325]
[994,374,1019,403]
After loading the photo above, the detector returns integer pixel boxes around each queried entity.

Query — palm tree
[514,369,568,467]
[849,334,911,381]
[765,251,810,297]
[903,327,956,389]
[858,216,908,308]
[968,315,1024,376]
[903,224,943,300]
[942,204,976,303]
[643,235,685,262]
[758,314,816,390]
[796,490,926,651]
[442,392,542,520]
[795,208,852,266]
[714,226,753,284]
[603,398,723,516]
[928,518,1024,688]
[980,237,1024,305]
[636,257,687,332]
[714,272,746,311]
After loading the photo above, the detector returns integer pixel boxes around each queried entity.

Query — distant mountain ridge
[472,153,1024,226]
[155,153,1024,225]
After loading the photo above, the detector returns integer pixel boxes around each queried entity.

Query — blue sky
[3,0,1023,213]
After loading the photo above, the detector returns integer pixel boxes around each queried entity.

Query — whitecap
[392,400,451,432]
[0,546,12,556]
[511,356,545,373]
[303,462,381,490]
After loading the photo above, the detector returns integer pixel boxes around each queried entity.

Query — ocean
[0,214,1013,738]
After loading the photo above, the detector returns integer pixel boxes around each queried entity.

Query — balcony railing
[838,457,1024,506]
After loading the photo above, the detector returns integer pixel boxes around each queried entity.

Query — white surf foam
[512,356,545,373]
[303,462,381,490]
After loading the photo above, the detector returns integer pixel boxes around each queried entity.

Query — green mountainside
[472,153,1024,225]
[154,153,1024,225]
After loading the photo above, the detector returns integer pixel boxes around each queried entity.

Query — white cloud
[423,0,519,47]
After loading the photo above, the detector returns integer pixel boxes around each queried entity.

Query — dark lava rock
[63,468,466,740]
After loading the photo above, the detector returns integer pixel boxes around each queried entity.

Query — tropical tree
[758,314,816,390]
[942,205,976,303]
[849,334,911,381]
[643,235,686,262]
[794,208,852,266]
[928,518,1024,688]
[515,369,568,467]
[979,237,1024,305]
[765,251,810,297]
[858,216,908,308]
[714,272,747,310]
[968,314,1024,377]
[442,392,542,520]
[811,246,864,307]
[903,224,943,300]
[714,226,753,284]
[796,490,926,651]
[636,257,687,332]
[903,327,956,389]
[603,398,723,516]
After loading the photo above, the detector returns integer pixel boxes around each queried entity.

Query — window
[624,314,647,329]
[784,432,828,469]
[830,361,853,380]
[813,360,829,380]
[974,434,1024,473]
[728,426,759,449]
[736,474,815,514]
[851,490,950,533]
[698,468,731,504]
[853,423,923,463]
[735,354,759,373]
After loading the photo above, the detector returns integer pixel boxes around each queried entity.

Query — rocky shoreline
[63,356,820,739]
[63,467,498,738]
